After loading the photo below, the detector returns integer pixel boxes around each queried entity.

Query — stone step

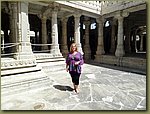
[36,57,65,63]
[1,65,41,76]
[1,70,52,96]
[1,57,66,96]
[37,58,66,72]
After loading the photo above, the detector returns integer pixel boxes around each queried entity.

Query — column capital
[74,12,81,18]
[84,16,90,21]
[110,18,117,25]
[115,11,129,19]
[96,16,105,23]
[43,8,51,17]
[50,3,60,13]
[83,17,90,25]
[122,11,129,17]
[61,17,68,23]
[49,2,60,10]
[9,1,17,6]
[8,2,17,14]
[51,8,58,15]
[115,13,123,20]
[42,15,47,19]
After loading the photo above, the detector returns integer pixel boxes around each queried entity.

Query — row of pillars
[6,1,129,61]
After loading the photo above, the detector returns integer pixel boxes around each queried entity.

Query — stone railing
[55,1,101,14]
[101,0,146,15]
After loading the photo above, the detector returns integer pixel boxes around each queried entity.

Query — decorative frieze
[34,53,53,59]
[1,59,36,70]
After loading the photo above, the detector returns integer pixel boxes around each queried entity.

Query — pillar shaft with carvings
[140,34,144,51]
[83,17,91,60]
[9,2,18,53]
[61,18,68,57]
[124,28,131,53]
[95,17,105,61]
[15,1,35,60]
[41,16,48,51]
[115,15,125,57]
[74,14,84,55]
[115,12,129,57]
[50,8,61,56]
[110,18,117,54]
[1,31,4,54]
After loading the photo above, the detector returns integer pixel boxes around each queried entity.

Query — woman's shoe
[75,89,79,94]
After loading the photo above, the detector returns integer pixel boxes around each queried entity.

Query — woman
[66,43,84,93]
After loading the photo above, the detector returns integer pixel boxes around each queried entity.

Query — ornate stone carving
[1,59,36,70]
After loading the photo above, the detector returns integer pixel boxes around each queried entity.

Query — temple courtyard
[1,62,146,110]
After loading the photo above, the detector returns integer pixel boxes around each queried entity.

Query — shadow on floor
[53,85,74,91]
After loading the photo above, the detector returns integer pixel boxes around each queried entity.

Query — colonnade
[2,1,146,62]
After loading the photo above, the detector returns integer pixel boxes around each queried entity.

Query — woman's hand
[66,68,69,72]
[66,64,69,72]
[75,61,80,65]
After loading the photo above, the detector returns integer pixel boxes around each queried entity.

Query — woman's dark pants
[70,72,81,85]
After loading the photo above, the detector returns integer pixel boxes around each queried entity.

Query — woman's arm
[79,53,84,65]
[65,53,70,72]
[75,52,84,65]
[66,64,69,72]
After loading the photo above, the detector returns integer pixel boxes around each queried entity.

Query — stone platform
[1,63,146,110]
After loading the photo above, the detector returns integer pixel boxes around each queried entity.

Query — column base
[84,44,91,61]
[84,53,91,61]
[41,46,49,52]
[96,45,105,55]
[95,54,103,62]
[115,45,125,57]
[14,42,36,60]
[14,53,36,60]
[76,43,84,55]
[50,44,62,57]
[61,45,69,58]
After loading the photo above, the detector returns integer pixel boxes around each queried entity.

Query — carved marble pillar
[83,16,91,60]
[9,2,18,54]
[115,15,124,57]
[95,17,105,61]
[115,12,129,57]
[74,14,84,55]
[15,1,35,60]
[41,15,48,51]
[140,34,144,51]
[115,14,125,57]
[1,31,4,54]
[61,17,68,57]
[124,27,131,53]
[50,8,62,56]
[110,18,117,54]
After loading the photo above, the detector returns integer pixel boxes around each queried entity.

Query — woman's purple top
[66,52,84,73]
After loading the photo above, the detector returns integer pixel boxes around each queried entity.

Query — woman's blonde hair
[70,43,78,52]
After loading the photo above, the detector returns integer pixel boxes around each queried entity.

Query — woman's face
[71,44,77,52]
